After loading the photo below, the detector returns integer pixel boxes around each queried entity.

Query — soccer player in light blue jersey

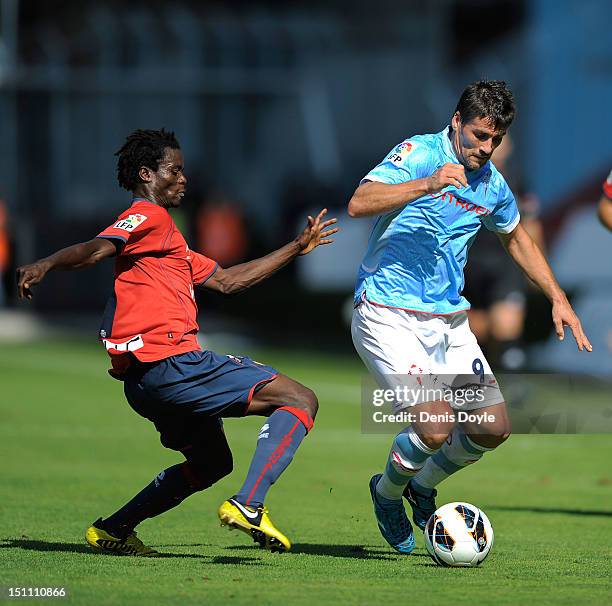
[349,80,592,554]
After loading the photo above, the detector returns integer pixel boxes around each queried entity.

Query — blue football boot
[369,474,415,554]
[403,480,437,531]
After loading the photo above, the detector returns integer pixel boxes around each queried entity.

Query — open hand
[297,208,339,256]
[552,297,593,352]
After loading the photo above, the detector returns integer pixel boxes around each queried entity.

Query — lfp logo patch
[113,213,148,232]
[388,141,414,165]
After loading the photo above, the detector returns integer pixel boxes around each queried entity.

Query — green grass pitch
[1,339,611,605]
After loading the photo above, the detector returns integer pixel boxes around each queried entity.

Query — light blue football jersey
[354,127,520,315]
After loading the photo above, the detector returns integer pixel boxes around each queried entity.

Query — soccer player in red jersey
[16,129,338,555]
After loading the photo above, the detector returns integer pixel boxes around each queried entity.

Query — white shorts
[351,298,504,411]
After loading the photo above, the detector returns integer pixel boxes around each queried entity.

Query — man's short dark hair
[454,80,515,131]
[115,128,180,191]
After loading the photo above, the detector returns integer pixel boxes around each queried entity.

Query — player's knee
[180,461,207,491]
[301,387,319,419]
[419,431,450,450]
[489,416,512,446]
[283,384,318,419]
[488,429,511,448]
[468,428,511,450]
[466,404,511,449]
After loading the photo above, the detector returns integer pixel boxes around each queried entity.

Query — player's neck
[448,129,465,168]
[132,189,170,209]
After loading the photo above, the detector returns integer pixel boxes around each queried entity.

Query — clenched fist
[426,163,468,194]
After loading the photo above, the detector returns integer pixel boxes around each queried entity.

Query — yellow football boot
[218,498,291,553]
[85,519,159,556]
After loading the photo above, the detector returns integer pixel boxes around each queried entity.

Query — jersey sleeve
[361,139,432,185]
[482,178,521,233]
[191,251,218,285]
[97,209,162,255]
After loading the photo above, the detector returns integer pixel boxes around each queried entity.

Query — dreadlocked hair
[115,128,180,191]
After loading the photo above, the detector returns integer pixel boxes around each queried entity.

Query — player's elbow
[89,249,109,265]
[223,283,247,296]
[75,250,107,269]
[87,238,117,265]
[347,192,366,218]
[215,280,236,296]
[218,274,247,296]
[206,266,245,296]
[348,182,378,218]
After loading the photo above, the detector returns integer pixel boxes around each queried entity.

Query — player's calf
[219,375,317,549]
[408,412,509,502]
[404,424,497,528]
[182,443,234,488]
[234,402,314,509]
[91,433,233,548]
[236,373,317,508]
[375,425,439,501]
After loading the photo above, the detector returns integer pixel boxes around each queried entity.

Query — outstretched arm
[497,223,592,352]
[203,208,338,295]
[16,237,117,300]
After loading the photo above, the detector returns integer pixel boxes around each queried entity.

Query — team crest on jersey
[113,213,148,232]
[387,141,414,165]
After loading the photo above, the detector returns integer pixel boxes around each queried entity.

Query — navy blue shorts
[123,350,278,449]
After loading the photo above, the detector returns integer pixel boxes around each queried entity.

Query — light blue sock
[411,427,493,491]
[376,426,437,501]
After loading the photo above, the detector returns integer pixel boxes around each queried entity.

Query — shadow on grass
[487,506,612,517]
[293,543,431,560]
[208,556,267,566]
[157,543,211,548]
[415,561,483,570]
[0,538,205,559]
[225,543,429,560]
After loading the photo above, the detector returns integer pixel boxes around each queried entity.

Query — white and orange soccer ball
[424,502,494,567]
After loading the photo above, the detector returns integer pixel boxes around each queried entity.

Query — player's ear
[139,166,153,183]
[451,112,461,130]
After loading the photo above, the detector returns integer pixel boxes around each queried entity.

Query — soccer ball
[424,502,494,567]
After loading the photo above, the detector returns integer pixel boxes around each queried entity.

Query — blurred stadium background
[0,0,610,373]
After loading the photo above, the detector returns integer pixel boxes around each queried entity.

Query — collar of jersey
[440,126,490,182]
[131,197,162,207]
